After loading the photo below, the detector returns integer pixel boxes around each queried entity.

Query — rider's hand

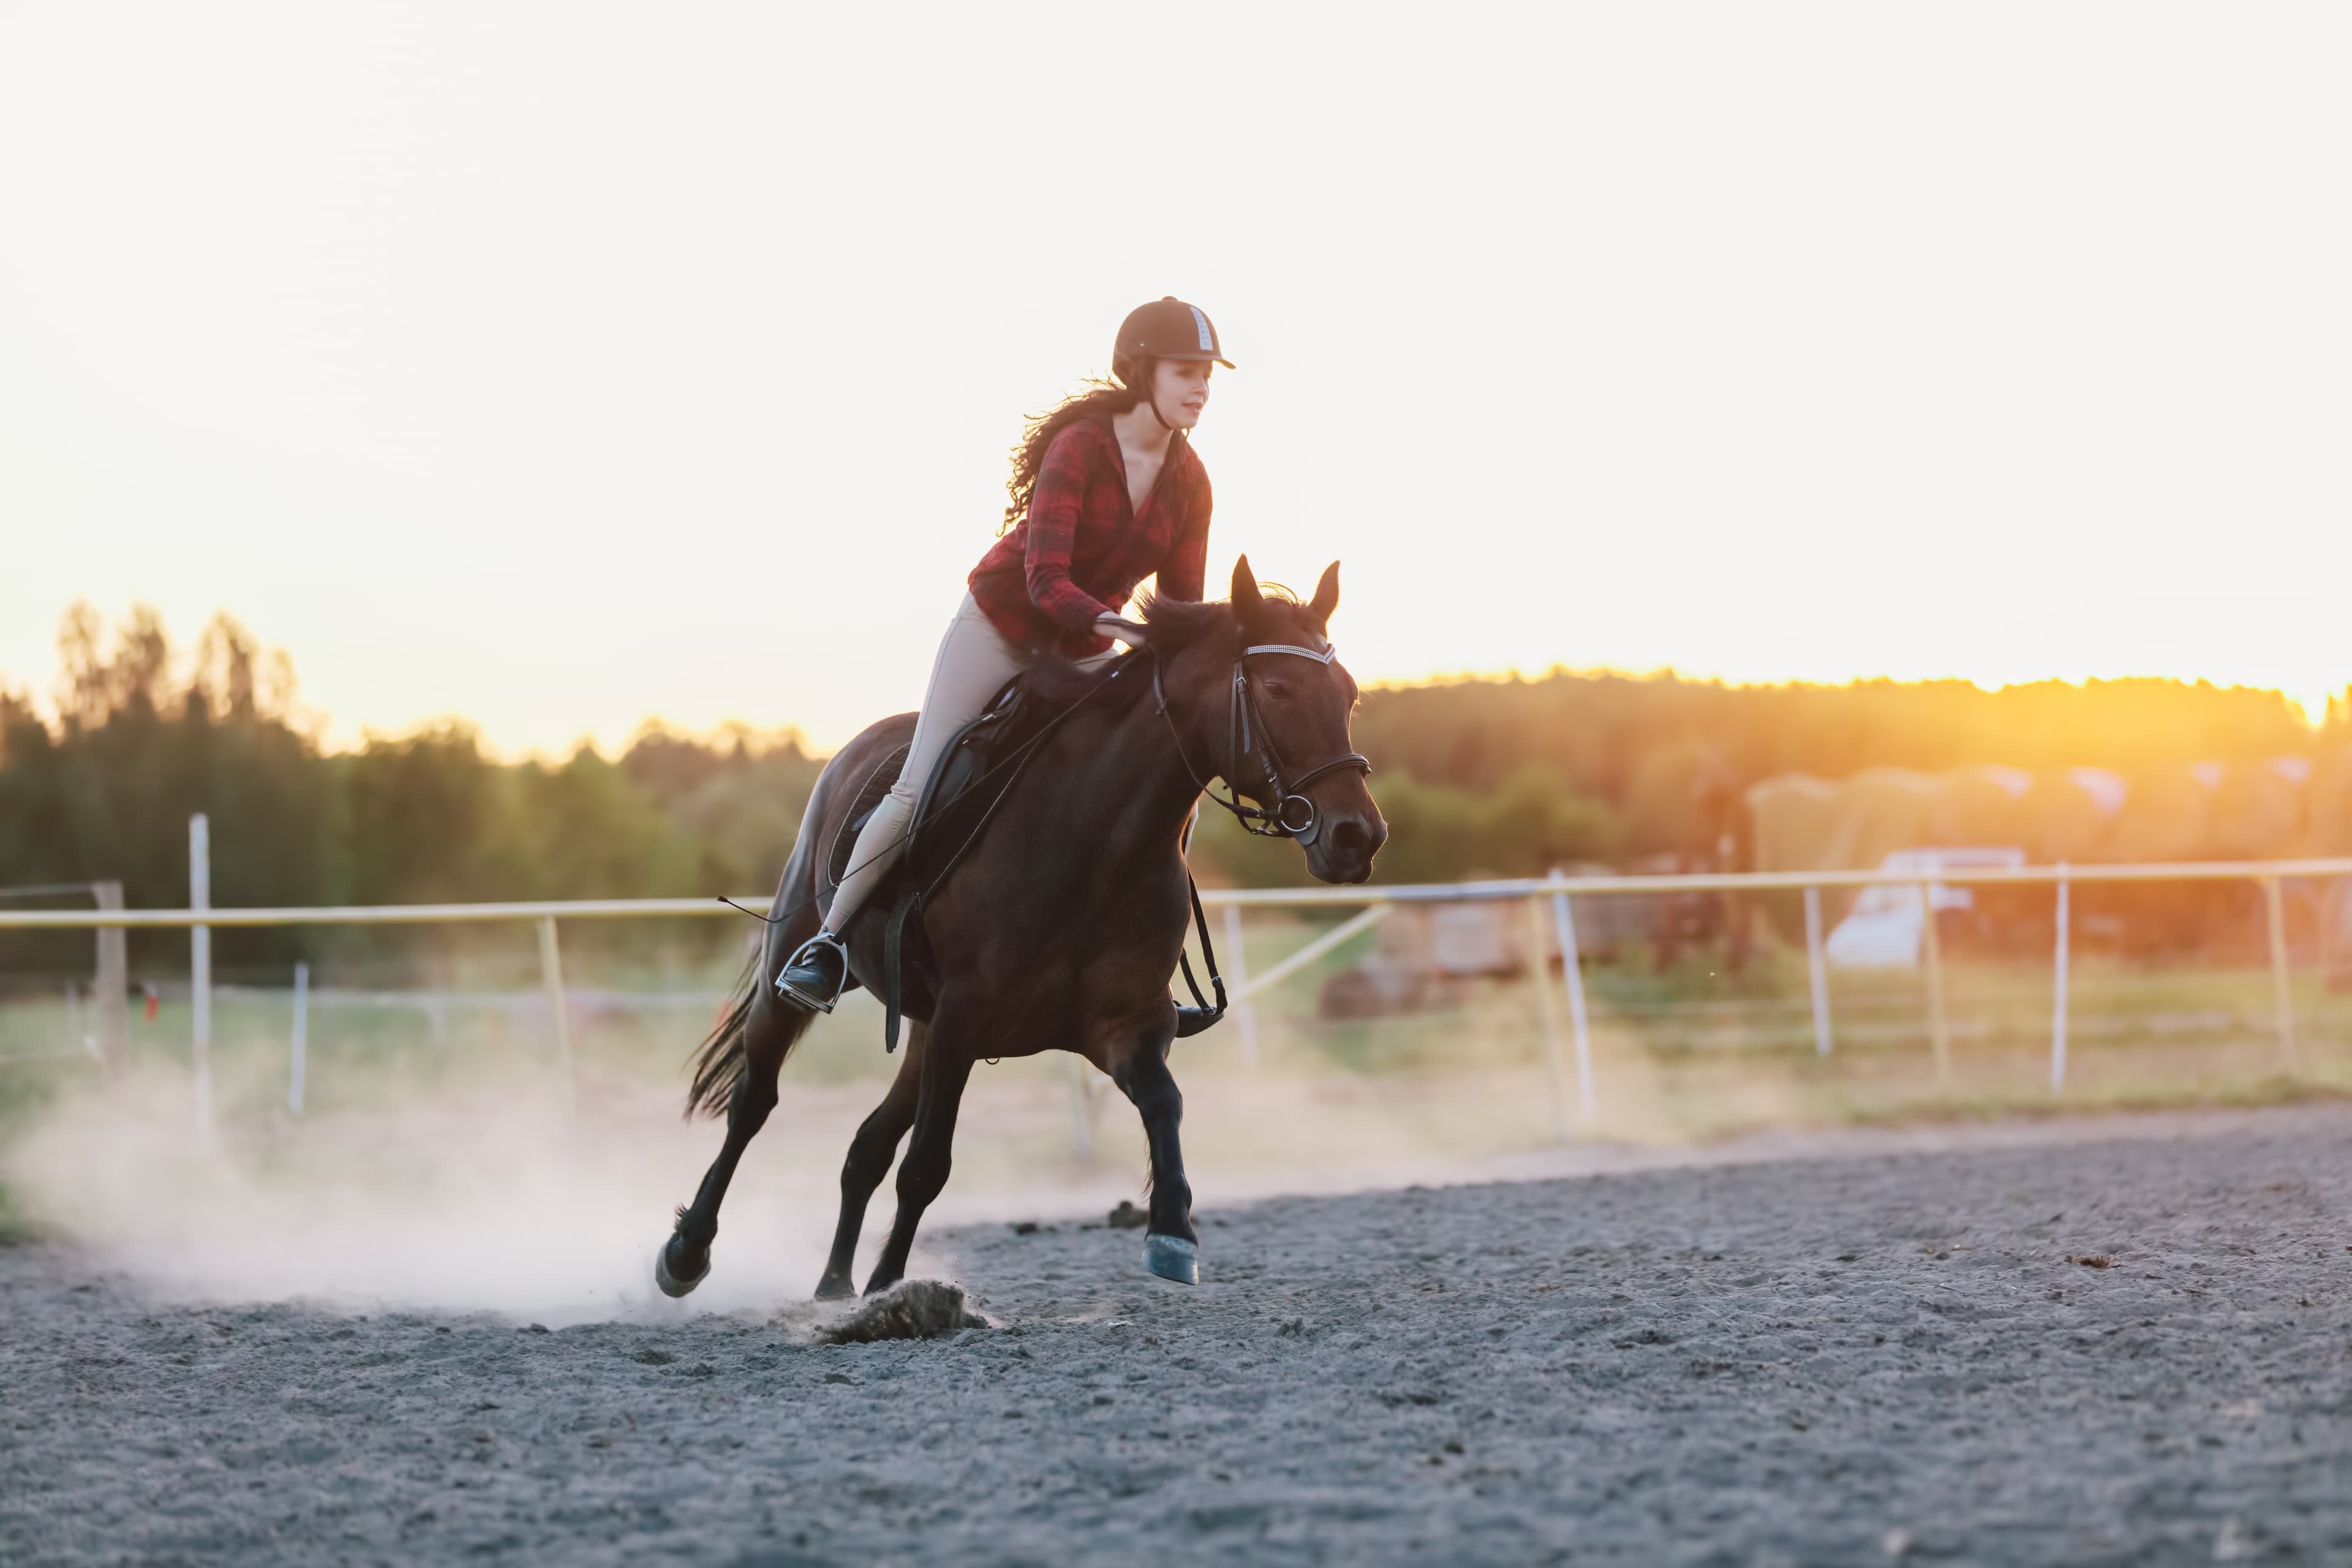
[1095,614,1148,646]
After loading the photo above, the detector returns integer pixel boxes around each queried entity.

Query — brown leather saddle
[823,671,1054,896]
[819,668,1084,1049]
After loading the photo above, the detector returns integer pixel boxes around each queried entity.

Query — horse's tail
[685,953,768,1118]
[682,755,837,1120]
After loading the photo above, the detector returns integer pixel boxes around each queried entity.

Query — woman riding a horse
[660,300,1385,1300]
[774,296,1230,1014]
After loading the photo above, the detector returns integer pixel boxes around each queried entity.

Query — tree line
[1,605,2337,979]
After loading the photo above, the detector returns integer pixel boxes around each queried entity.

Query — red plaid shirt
[968,417,1212,658]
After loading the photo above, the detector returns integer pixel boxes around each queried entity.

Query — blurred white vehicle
[1825,846,2026,968]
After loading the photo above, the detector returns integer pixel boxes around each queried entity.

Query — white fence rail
[4,812,2347,1140]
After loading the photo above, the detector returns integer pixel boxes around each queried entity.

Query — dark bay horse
[657,557,1386,1299]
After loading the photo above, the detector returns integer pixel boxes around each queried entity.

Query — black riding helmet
[1112,296,1235,386]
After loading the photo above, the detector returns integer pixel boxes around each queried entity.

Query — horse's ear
[1308,560,1340,628]
[1231,555,1262,620]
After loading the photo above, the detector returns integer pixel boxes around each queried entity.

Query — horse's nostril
[1330,818,1372,858]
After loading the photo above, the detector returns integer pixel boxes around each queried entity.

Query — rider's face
[1152,359,1213,429]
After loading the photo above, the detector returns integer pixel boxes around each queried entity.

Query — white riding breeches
[823,593,1110,932]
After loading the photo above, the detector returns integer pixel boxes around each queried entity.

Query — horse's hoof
[812,1273,856,1302]
[654,1235,711,1298]
[1142,1234,1199,1284]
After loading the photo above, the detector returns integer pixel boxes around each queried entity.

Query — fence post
[92,880,128,1078]
[288,961,309,1115]
[536,917,575,1105]
[189,814,213,1134]
[2264,875,2295,1069]
[1803,885,1832,1057]
[1222,902,1259,1068]
[2050,868,2070,1094]
[1919,875,1950,1086]
[1548,881,1596,1122]
[1525,895,1572,1138]
[1229,906,1392,1003]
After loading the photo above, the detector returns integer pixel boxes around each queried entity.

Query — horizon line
[11,658,2332,768]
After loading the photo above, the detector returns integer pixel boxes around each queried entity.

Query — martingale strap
[1170,874,1227,1038]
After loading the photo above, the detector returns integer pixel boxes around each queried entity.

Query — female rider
[775,297,1231,1011]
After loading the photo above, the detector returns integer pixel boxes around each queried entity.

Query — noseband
[1152,639,1373,846]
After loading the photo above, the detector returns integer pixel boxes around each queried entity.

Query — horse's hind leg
[657,988,793,1297]
[815,1022,924,1300]
[862,1009,976,1295]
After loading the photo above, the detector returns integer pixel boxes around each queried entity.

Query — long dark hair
[1000,363,1156,534]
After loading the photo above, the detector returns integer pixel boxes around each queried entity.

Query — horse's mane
[1018,586,1316,709]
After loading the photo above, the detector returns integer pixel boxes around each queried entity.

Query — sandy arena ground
[4,1106,2351,1565]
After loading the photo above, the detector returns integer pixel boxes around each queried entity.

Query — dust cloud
[0,1029,1708,1323]
[5,1075,835,1324]
[4,1005,2215,1325]
[2,1042,1556,1322]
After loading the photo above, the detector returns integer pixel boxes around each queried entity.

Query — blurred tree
[0,607,2332,974]
[1352,669,2313,807]
[620,722,824,895]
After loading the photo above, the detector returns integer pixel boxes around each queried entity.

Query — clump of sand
[816,1278,987,1343]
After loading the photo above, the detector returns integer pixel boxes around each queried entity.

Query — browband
[1243,643,1336,664]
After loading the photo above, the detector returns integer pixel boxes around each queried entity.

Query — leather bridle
[1152,638,1373,846]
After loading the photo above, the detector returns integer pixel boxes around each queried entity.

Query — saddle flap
[910,673,1033,838]
[821,671,1055,900]
[824,742,910,892]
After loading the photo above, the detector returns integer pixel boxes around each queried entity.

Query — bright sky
[3,3,2346,754]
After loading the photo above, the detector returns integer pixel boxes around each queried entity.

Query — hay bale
[1928,765,2032,846]
[2017,768,2124,863]
[1750,769,1940,875]
[1746,774,1844,875]
[2106,764,2217,862]
[2207,757,2309,859]
[1748,769,1940,935]
[1822,770,1941,871]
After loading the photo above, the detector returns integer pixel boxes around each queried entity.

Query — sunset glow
[3,4,2346,754]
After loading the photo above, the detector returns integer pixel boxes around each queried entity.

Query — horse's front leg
[862,1002,976,1295]
[1109,1013,1197,1284]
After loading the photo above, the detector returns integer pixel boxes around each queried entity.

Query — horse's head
[1145,556,1387,885]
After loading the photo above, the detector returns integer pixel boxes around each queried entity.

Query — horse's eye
[1264,681,1292,700]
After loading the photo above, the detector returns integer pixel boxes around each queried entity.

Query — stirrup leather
[776,931,850,1014]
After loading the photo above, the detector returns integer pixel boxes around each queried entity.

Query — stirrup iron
[776,930,850,1014]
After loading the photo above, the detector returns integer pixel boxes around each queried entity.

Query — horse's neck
[1039,688,1212,875]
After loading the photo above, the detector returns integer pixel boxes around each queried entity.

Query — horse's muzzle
[1306,811,1387,885]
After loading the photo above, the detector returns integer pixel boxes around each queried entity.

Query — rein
[731,628,1366,1050]
[1152,639,1373,847]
